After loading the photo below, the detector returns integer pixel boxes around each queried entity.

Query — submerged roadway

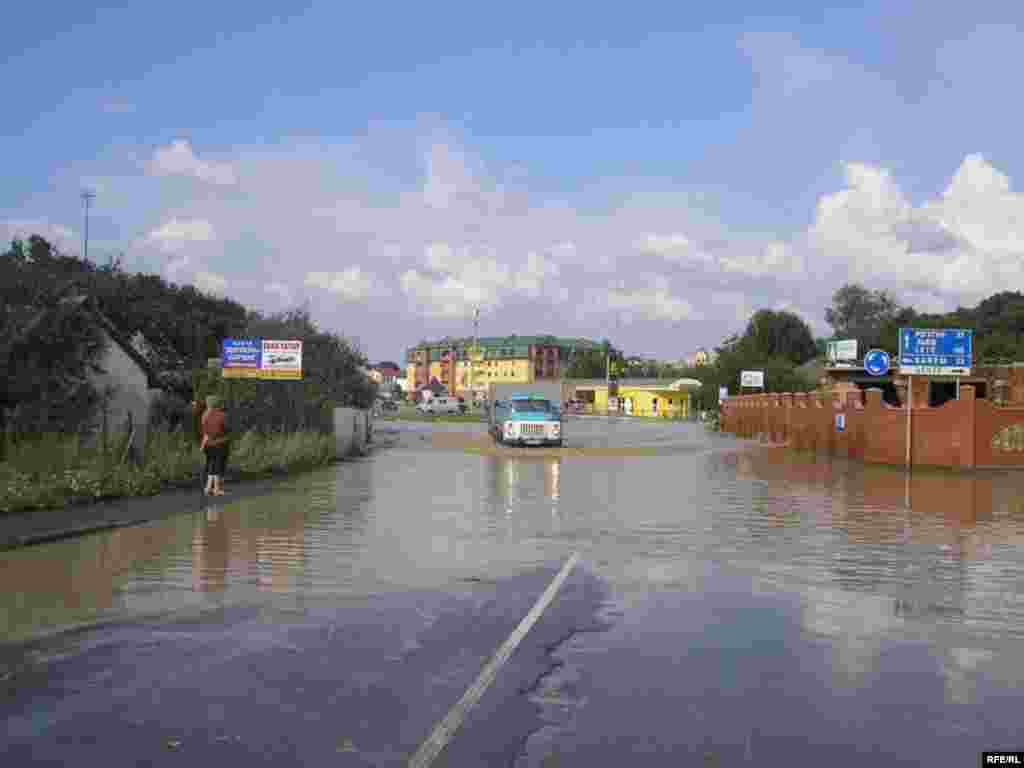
[3,418,1024,766]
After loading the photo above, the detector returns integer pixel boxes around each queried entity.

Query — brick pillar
[758,395,768,443]
[769,393,781,443]
[822,391,833,453]
[959,385,976,469]
[793,393,808,450]
[831,390,844,457]
[863,388,885,464]
[781,393,794,444]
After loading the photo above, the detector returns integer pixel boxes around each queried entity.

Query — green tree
[565,341,623,379]
[825,283,901,351]
[741,309,817,365]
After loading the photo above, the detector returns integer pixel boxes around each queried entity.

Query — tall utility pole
[469,307,480,399]
[81,190,95,262]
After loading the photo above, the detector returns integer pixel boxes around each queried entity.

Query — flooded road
[3,418,1024,766]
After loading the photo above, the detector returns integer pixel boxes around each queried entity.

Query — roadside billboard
[221,339,263,379]
[740,370,765,388]
[221,338,303,380]
[260,340,303,380]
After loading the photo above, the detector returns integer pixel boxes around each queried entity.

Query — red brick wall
[975,400,1024,467]
[720,385,1023,469]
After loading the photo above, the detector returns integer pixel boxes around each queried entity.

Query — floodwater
[2,418,1024,766]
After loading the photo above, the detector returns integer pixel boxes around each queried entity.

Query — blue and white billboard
[898,328,972,376]
[222,338,263,379]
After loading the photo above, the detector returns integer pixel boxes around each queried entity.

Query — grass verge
[0,428,337,515]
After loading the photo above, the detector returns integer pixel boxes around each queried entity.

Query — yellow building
[405,335,603,398]
[564,378,703,418]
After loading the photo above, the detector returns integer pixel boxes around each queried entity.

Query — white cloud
[422,140,505,214]
[140,218,216,254]
[401,240,569,317]
[194,270,227,296]
[401,243,510,318]
[46,127,1024,361]
[265,282,293,303]
[150,140,237,186]
[514,251,561,298]
[605,276,696,324]
[636,233,713,265]
[806,154,1024,302]
[720,240,804,278]
[304,267,372,301]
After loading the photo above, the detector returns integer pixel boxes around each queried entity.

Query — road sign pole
[956,376,960,401]
[905,374,912,469]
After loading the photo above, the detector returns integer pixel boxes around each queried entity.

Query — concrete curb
[1,518,152,552]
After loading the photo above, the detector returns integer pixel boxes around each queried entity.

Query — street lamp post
[469,307,480,402]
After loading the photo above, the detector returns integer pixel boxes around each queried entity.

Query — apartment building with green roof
[404,335,603,397]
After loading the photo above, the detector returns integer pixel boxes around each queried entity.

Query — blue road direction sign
[222,338,263,379]
[863,349,891,377]
[898,328,972,376]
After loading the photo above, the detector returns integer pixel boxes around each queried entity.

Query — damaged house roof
[18,294,163,390]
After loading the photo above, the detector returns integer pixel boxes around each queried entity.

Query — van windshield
[511,400,552,412]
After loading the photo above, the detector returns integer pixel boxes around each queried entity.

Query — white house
[64,296,164,462]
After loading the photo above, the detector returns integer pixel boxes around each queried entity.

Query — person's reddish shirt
[201,408,226,440]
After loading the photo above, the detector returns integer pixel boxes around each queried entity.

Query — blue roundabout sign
[864,349,891,377]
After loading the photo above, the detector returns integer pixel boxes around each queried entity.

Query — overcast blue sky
[4,1,1024,363]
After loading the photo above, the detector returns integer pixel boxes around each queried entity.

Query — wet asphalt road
[3,418,1024,766]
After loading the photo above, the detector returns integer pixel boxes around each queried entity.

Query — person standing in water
[201,394,231,496]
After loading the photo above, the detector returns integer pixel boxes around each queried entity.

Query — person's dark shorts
[204,444,228,475]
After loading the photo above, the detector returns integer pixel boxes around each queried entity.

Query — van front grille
[522,423,546,436]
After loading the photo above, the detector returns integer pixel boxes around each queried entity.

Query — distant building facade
[404,335,603,399]
[368,361,401,387]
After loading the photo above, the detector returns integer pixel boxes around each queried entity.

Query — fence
[720,386,1024,469]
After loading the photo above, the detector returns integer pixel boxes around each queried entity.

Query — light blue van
[490,394,562,447]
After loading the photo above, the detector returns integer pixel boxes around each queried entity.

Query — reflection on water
[3,426,1024,677]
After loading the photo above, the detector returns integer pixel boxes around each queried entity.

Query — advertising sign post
[221,339,303,380]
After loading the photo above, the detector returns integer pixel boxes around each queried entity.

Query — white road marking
[407,552,581,768]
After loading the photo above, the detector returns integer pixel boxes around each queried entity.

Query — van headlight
[551,422,561,434]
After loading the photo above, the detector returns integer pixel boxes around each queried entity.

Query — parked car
[417,396,464,415]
